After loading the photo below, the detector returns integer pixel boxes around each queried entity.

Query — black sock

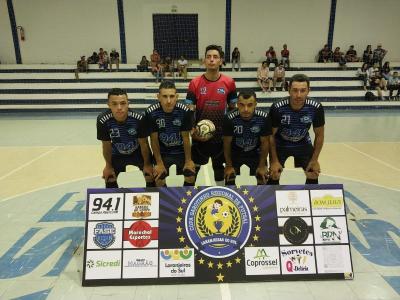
[267,179,280,185]
[305,178,318,184]
[106,181,119,188]
[184,181,195,186]
[225,179,236,186]
[146,181,156,187]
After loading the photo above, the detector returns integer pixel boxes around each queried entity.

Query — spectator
[110,49,120,72]
[162,55,174,77]
[257,61,271,93]
[345,45,359,62]
[357,62,370,91]
[387,71,400,100]
[318,44,332,63]
[137,55,149,72]
[150,50,162,82]
[231,47,241,71]
[266,46,278,66]
[381,62,391,80]
[281,44,290,68]
[98,48,109,71]
[333,47,347,69]
[273,62,286,91]
[369,68,386,100]
[75,56,88,80]
[221,50,227,66]
[87,52,99,64]
[177,55,188,79]
[363,45,373,64]
[372,44,387,68]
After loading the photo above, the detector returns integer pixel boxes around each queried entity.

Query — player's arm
[101,141,115,180]
[138,137,153,178]
[256,136,269,184]
[149,132,167,180]
[181,130,195,173]
[306,125,324,175]
[269,127,283,178]
[223,135,235,180]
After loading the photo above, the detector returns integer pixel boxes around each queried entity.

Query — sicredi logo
[84,250,122,280]
[244,247,280,275]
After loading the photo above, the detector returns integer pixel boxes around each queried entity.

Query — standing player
[223,91,271,185]
[97,88,154,188]
[145,80,195,187]
[185,45,238,186]
[268,74,325,185]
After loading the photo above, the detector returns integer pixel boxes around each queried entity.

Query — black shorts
[161,153,185,176]
[192,141,224,170]
[276,144,314,170]
[232,152,263,176]
[112,153,144,176]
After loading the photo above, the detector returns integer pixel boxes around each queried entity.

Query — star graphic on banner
[177,207,183,213]
[243,189,249,195]
[181,198,187,204]
[226,261,233,268]
[235,257,241,264]
[186,190,192,196]
[179,236,185,243]
[208,261,214,268]
[176,226,183,233]
[198,257,205,265]
[249,196,255,203]
[217,262,223,269]
[236,185,241,189]
[249,243,254,247]
[184,245,190,249]
[176,216,182,223]
[253,234,259,242]
[216,273,224,282]
[194,186,199,189]
[255,215,261,222]
[253,205,259,212]
[255,225,261,232]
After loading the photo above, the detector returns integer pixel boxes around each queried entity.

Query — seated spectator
[273,63,286,91]
[369,69,386,100]
[221,49,227,66]
[372,44,387,68]
[98,48,109,71]
[110,49,120,72]
[75,56,88,80]
[333,47,347,69]
[280,44,290,68]
[357,62,370,91]
[137,55,149,72]
[152,63,163,83]
[345,45,359,62]
[318,44,332,63]
[387,71,400,100]
[150,50,162,81]
[231,47,241,71]
[381,61,391,80]
[87,52,99,64]
[162,55,174,77]
[257,61,271,93]
[177,55,188,79]
[363,45,373,64]
[266,46,278,67]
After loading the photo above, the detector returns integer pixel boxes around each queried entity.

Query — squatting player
[268,74,325,185]
[97,88,154,188]
[223,91,271,186]
[185,44,237,185]
[145,80,195,187]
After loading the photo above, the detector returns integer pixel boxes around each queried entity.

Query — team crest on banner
[185,187,252,258]
[93,222,116,249]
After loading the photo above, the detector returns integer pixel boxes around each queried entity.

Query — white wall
[334,0,400,61]
[231,0,331,63]
[0,0,16,63]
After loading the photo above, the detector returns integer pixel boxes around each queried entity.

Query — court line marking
[0,146,60,181]
[342,143,400,172]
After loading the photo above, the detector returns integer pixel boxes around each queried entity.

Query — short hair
[159,80,176,91]
[205,44,223,57]
[108,88,127,100]
[238,91,257,101]
[289,74,310,88]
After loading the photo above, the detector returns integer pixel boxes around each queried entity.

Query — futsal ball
[196,119,216,139]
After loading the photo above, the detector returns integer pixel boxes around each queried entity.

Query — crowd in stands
[75,48,120,79]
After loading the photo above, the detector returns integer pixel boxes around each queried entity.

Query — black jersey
[145,102,192,155]
[223,109,272,154]
[269,98,325,148]
[97,109,147,156]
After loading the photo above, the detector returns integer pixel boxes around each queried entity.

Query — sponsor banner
[315,245,353,276]
[123,220,159,249]
[280,246,316,275]
[244,247,280,275]
[124,192,159,220]
[313,216,349,244]
[122,249,158,279]
[278,217,313,245]
[88,193,124,220]
[310,189,344,216]
[85,250,122,280]
[275,190,311,217]
[86,221,123,249]
[159,248,195,277]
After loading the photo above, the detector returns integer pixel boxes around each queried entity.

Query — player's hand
[153,164,167,181]
[191,127,211,142]
[103,166,116,182]
[305,160,321,177]
[142,164,154,180]
[183,160,196,175]
[269,161,283,180]
[256,166,268,184]
[224,166,236,181]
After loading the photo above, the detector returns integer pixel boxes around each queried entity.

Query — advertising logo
[84,250,122,280]
[159,248,195,277]
[185,187,252,258]
[122,249,158,279]
[88,193,124,220]
[123,220,158,248]
[276,190,311,217]
[310,189,345,216]
[93,222,116,249]
[283,217,309,245]
[313,216,348,244]
[244,247,280,275]
[280,246,316,274]
[132,194,152,218]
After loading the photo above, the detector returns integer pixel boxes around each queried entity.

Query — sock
[267,179,280,185]
[225,179,236,186]
[146,181,156,187]
[305,178,319,184]
[184,181,195,186]
[106,181,119,188]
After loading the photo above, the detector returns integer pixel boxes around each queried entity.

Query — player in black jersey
[145,80,195,187]
[268,74,325,185]
[223,91,272,185]
[97,88,154,188]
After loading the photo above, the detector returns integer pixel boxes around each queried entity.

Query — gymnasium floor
[0,110,399,300]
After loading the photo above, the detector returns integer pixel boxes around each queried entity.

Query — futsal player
[97,88,154,188]
[223,91,271,185]
[268,74,325,185]
[145,80,195,187]
[185,44,238,186]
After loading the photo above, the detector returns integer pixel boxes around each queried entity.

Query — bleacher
[1,62,399,113]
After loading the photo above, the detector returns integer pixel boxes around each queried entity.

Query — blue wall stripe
[224,0,231,63]
[6,0,22,64]
[117,0,127,64]
[327,0,337,49]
